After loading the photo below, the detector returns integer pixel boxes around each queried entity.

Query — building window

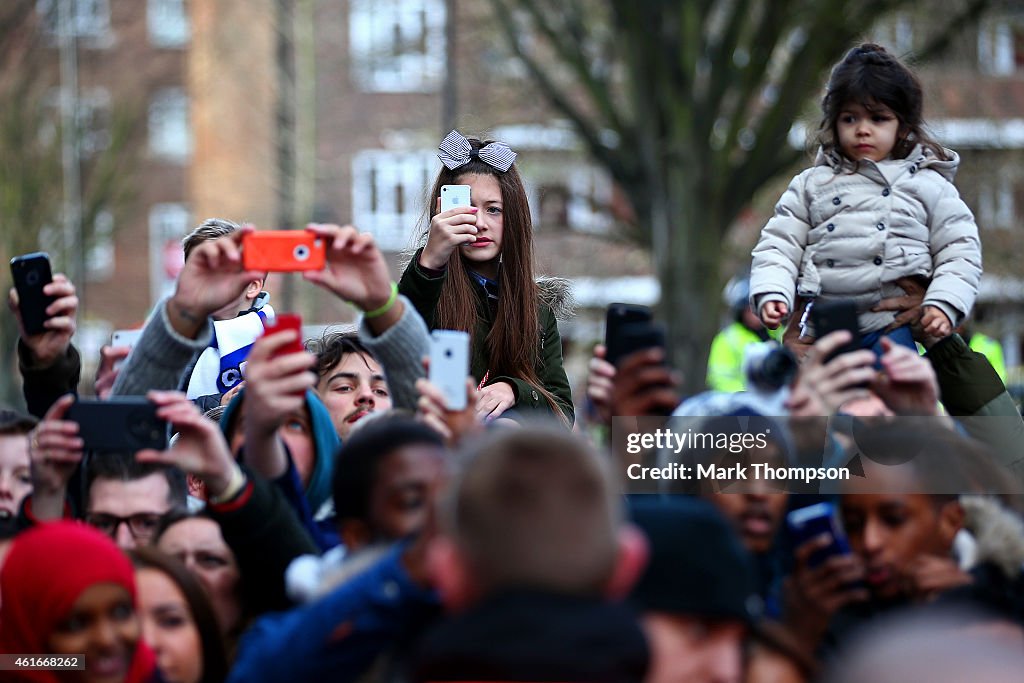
[349,0,446,93]
[529,163,613,234]
[148,203,190,304]
[37,0,111,43]
[978,175,1014,230]
[147,0,190,48]
[351,149,438,250]
[148,88,192,162]
[39,87,110,158]
[77,88,111,157]
[978,19,1024,75]
[873,12,913,56]
[86,209,114,281]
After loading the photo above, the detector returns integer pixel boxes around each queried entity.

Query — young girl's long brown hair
[422,138,569,422]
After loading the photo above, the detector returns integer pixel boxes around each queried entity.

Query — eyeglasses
[85,512,166,541]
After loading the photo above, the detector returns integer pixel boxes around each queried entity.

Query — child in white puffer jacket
[751,43,981,351]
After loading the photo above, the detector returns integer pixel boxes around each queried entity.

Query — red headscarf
[0,522,156,683]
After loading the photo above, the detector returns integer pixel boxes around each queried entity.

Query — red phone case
[242,230,326,272]
[263,313,305,356]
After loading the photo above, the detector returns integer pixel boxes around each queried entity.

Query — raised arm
[303,223,428,410]
[9,274,81,417]
[112,228,264,396]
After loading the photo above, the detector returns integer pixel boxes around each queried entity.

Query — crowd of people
[2,42,1024,683]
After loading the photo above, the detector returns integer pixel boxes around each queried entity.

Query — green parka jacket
[399,251,574,424]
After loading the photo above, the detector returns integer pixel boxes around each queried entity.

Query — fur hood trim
[957,495,1024,580]
[537,276,576,321]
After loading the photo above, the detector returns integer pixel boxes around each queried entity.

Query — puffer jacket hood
[220,388,340,514]
[956,495,1024,579]
[817,144,960,184]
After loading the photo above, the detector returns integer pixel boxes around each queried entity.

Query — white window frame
[351,149,438,251]
[86,209,115,281]
[148,203,190,304]
[979,20,1016,75]
[526,162,613,235]
[978,175,1014,230]
[77,88,111,157]
[39,87,110,157]
[147,0,190,48]
[37,0,112,45]
[148,87,192,162]
[349,0,446,93]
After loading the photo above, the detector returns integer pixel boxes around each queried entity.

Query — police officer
[706,275,772,392]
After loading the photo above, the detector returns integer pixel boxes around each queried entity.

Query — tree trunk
[649,161,724,399]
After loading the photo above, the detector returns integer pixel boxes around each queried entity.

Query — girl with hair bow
[400,130,574,424]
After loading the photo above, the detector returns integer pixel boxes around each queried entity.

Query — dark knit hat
[629,496,761,624]
[0,406,37,433]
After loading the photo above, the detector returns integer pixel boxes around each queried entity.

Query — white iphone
[111,329,143,349]
[429,329,470,410]
[440,184,472,213]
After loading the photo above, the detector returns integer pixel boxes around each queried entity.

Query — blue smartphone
[786,502,853,568]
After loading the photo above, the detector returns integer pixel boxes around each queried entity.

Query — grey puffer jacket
[751,145,982,333]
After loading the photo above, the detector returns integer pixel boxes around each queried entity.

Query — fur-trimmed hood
[955,495,1024,580]
[537,276,576,321]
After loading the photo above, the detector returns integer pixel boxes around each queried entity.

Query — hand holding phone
[429,329,470,410]
[10,252,56,336]
[242,230,326,272]
[787,502,854,568]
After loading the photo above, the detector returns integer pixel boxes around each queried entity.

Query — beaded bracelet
[362,281,399,319]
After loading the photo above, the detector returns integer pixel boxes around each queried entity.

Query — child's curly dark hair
[816,43,948,163]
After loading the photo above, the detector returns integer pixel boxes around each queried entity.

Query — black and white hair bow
[437,130,517,172]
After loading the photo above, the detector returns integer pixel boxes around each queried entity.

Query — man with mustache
[307,333,393,439]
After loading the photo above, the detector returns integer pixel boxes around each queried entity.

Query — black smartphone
[66,398,168,453]
[605,303,654,366]
[614,320,667,363]
[810,299,862,361]
[786,502,854,568]
[10,252,55,336]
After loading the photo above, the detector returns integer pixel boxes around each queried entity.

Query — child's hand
[420,200,479,270]
[920,306,952,338]
[761,301,788,329]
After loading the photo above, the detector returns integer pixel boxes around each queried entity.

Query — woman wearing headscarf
[0,521,159,683]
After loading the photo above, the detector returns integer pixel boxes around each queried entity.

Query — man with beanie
[629,496,760,683]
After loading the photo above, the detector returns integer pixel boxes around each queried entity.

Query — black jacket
[414,589,648,682]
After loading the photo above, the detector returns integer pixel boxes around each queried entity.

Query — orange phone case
[263,313,304,357]
[242,230,326,272]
